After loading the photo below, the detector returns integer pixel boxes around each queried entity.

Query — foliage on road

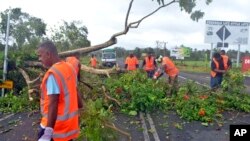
[174,70,250,123]
[0,90,38,113]
[78,99,117,141]
[105,70,171,115]
[221,69,245,94]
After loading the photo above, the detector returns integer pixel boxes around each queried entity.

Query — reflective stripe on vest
[53,129,79,138]
[40,63,79,140]
[66,62,78,84]
[211,58,219,77]
[41,66,78,121]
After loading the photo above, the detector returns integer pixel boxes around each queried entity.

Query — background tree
[133,47,141,58]
[114,47,126,58]
[0,8,46,48]
[50,21,91,52]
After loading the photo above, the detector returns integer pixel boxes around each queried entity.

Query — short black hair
[38,40,58,55]
[220,50,226,54]
[213,52,221,59]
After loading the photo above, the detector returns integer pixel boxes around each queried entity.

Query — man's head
[129,52,134,58]
[147,52,153,57]
[37,41,58,68]
[156,55,163,63]
[213,52,222,61]
[220,50,226,55]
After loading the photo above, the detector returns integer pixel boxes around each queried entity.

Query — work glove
[153,75,157,80]
[38,127,53,141]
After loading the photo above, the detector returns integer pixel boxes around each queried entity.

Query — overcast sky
[0,0,250,51]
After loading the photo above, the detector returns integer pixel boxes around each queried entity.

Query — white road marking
[0,113,15,122]
[146,113,160,141]
[178,75,210,88]
[139,112,150,141]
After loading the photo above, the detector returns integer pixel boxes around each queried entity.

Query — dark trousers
[38,125,73,141]
[146,70,155,78]
[210,75,223,88]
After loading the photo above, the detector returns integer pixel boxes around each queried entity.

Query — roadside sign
[205,20,250,45]
[170,45,191,59]
[242,56,250,72]
[0,80,13,89]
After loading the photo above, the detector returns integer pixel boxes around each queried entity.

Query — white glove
[153,76,157,79]
[38,127,53,141]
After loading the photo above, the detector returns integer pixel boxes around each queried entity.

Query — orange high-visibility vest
[221,55,229,70]
[211,58,219,77]
[144,56,155,71]
[90,57,97,67]
[125,56,139,70]
[162,57,179,77]
[40,61,79,141]
[66,56,80,74]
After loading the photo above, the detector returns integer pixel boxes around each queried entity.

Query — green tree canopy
[0,8,46,48]
[153,0,213,21]
[50,21,91,51]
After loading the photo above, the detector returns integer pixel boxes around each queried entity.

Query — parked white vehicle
[101,49,116,67]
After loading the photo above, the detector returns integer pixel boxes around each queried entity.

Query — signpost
[205,20,250,67]
[2,9,11,97]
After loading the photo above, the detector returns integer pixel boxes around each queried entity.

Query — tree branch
[18,67,42,101]
[105,123,131,141]
[102,86,121,106]
[129,0,177,28]
[125,0,134,28]
[59,37,117,57]
[111,0,177,39]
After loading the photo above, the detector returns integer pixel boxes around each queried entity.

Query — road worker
[141,53,157,78]
[89,54,99,68]
[66,52,81,81]
[220,50,232,70]
[210,52,226,88]
[37,41,82,141]
[124,53,139,71]
[153,55,179,95]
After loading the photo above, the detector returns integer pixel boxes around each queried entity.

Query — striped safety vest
[66,56,80,74]
[221,55,229,70]
[210,58,219,77]
[40,61,79,141]
[162,57,179,77]
[144,56,155,71]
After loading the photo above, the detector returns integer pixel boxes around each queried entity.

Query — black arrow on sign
[216,25,231,41]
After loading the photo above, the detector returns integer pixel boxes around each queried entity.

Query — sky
[0,0,250,51]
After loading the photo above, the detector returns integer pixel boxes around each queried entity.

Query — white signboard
[170,47,184,60]
[204,20,250,45]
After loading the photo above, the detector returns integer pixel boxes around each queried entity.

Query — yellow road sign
[0,80,13,89]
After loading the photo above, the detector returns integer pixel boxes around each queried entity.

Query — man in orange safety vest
[37,41,83,141]
[141,53,157,78]
[124,53,139,71]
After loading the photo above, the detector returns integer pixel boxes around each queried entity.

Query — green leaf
[128,110,137,116]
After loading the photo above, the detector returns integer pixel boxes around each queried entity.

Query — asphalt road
[179,71,250,94]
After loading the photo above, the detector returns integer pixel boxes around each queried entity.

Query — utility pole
[2,9,11,97]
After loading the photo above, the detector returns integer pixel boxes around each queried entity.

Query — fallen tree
[18,0,212,100]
